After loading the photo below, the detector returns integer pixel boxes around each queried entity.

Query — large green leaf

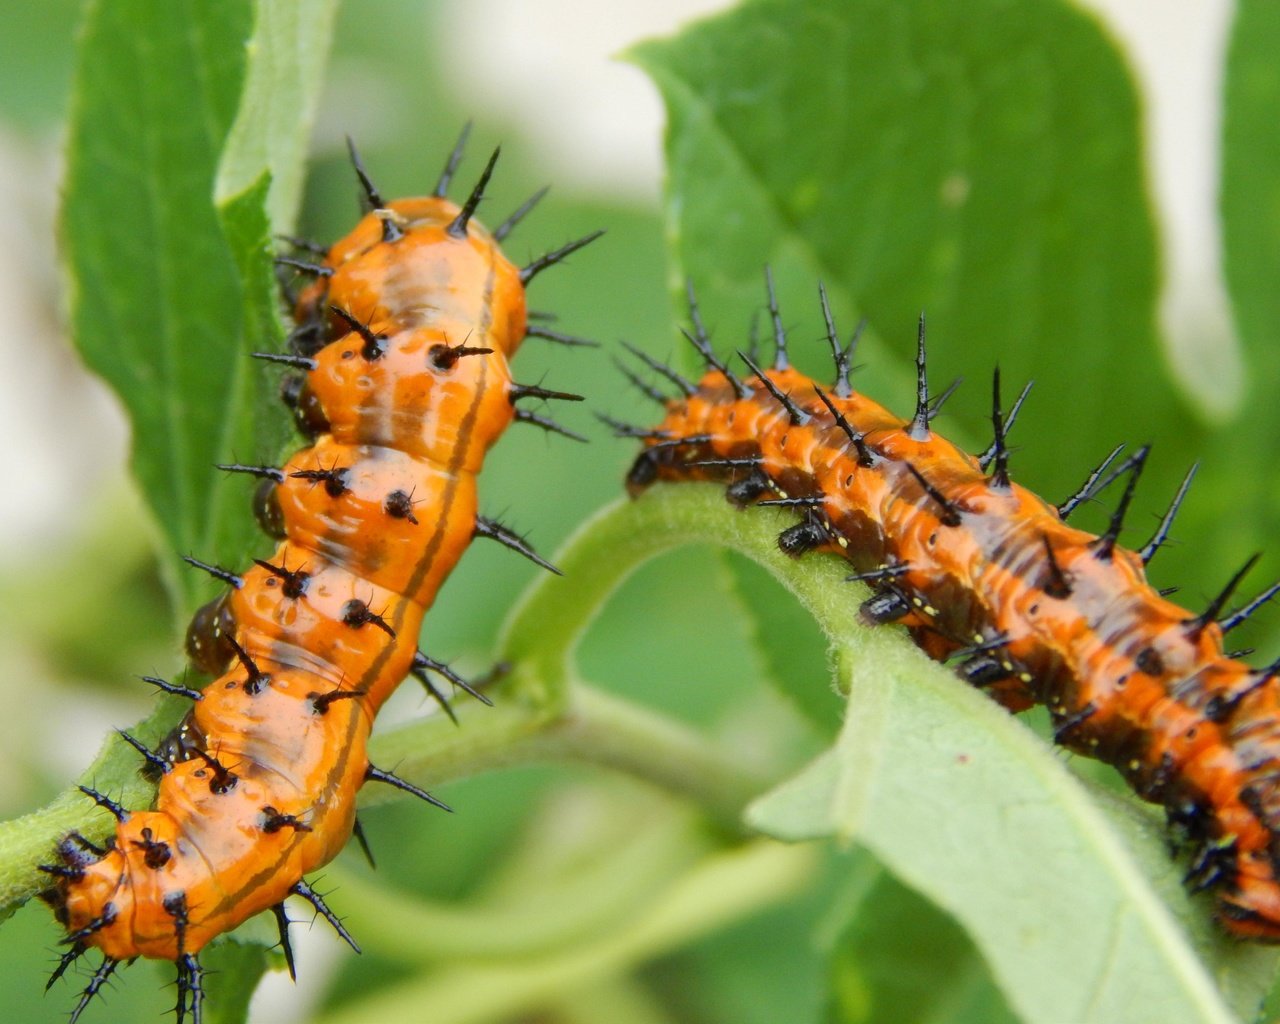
[1221,0,1280,549]
[60,0,332,616]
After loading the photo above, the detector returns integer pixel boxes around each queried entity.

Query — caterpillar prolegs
[621,274,1280,942]
[41,130,600,1023]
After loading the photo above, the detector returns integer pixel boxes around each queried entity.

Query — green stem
[313,840,818,1024]
[368,486,869,826]
[366,683,769,831]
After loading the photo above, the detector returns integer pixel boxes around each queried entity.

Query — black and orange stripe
[43,131,599,1024]
[624,275,1280,942]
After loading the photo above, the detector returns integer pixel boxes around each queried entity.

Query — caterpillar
[620,272,1280,942]
[39,129,600,1024]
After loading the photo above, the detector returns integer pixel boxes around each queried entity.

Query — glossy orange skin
[56,198,527,959]
[636,366,1280,940]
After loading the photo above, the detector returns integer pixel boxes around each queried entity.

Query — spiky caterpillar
[622,274,1280,942]
[41,131,600,1023]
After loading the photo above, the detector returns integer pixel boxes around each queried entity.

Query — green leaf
[215,0,339,228]
[1221,0,1280,547]
[748,638,1278,1024]
[822,860,1018,1024]
[61,0,332,616]
[62,0,254,612]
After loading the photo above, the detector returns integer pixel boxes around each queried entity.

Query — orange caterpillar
[621,273,1280,941]
[42,130,600,1023]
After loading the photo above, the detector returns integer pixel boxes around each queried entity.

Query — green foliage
[3,0,1280,1023]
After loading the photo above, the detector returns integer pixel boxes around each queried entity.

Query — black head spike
[525,324,598,348]
[594,412,667,440]
[905,462,962,527]
[384,488,419,524]
[738,350,809,425]
[62,904,117,945]
[1139,462,1199,565]
[78,786,127,822]
[190,748,238,794]
[978,379,1033,470]
[520,230,605,285]
[845,564,912,585]
[434,121,472,199]
[225,634,270,693]
[686,455,764,471]
[745,310,762,365]
[345,136,402,243]
[514,408,588,442]
[130,826,173,869]
[292,878,361,954]
[683,280,749,398]
[1052,702,1097,744]
[987,367,1011,490]
[46,943,86,992]
[1056,442,1127,519]
[448,146,500,239]
[215,462,284,484]
[351,817,377,867]
[812,385,875,467]
[273,255,332,278]
[365,764,452,812]
[38,862,85,882]
[1220,578,1280,634]
[61,831,106,859]
[412,668,459,724]
[67,955,119,1024]
[947,633,1011,662]
[272,903,297,981]
[251,350,318,371]
[252,557,309,598]
[508,382,585,405]
[1040,534,1072,598]
[762,266,790,371]
[290,464,350,498]
[142,674,202,701]
[341,598,397,638]
[925,376,963,421]
[430,342,493,371]
[756,495,825,508]
[1092,445,1150,561]
[818,282,861,398]
[174,952,204,1024]
[1187,553,1261,639]
[473,515,562,575]
[619,341,696,396]
[310,687,366,715]
[613,356,670,405]
[261,806,312,834]
[117,730,171,776]
[345,135,385,210]
[330,305,387,361]
[907,311,931,440]
[493,186,548,243]
[412,650,497,708]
